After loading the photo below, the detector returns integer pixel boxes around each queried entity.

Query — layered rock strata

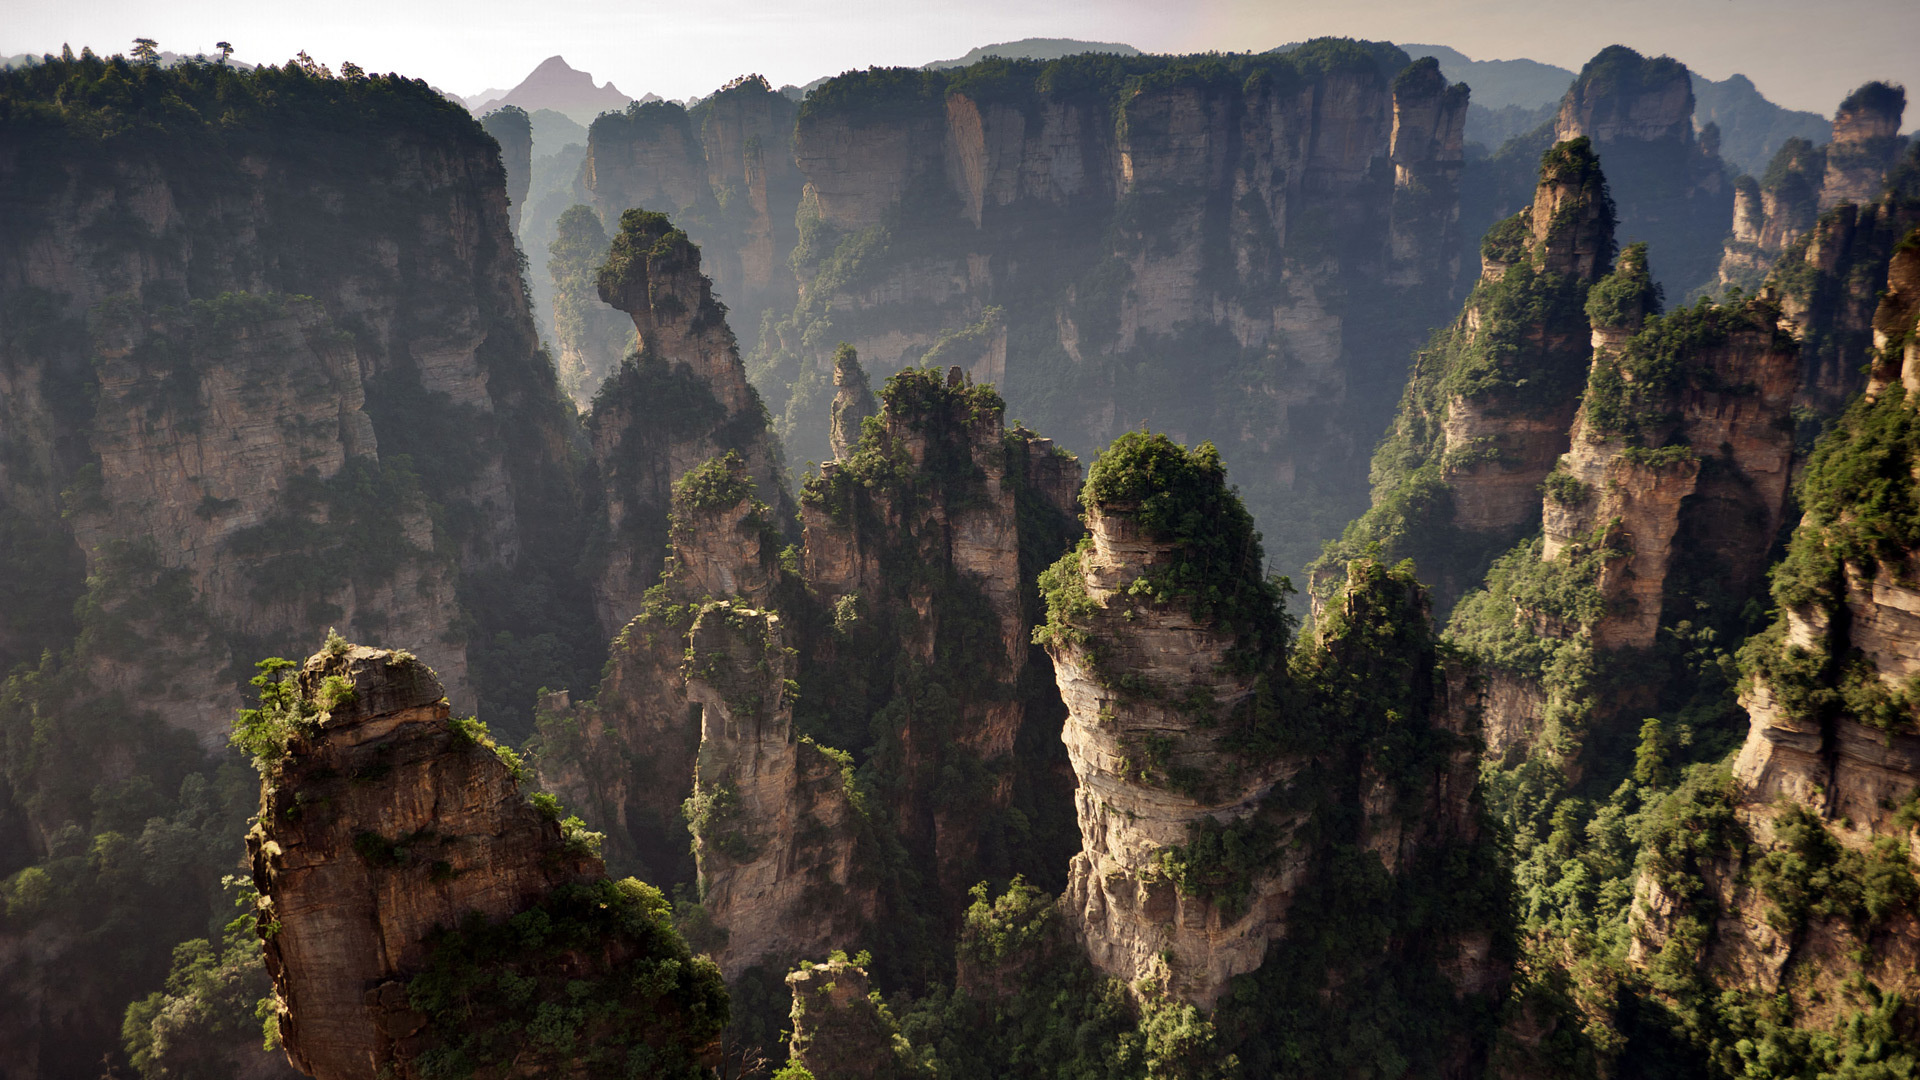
[1049,499,1302,1006]
[1550,46,1731,295]
[1311,137,1614,614]
[1768,144,1920,416]
[1715,83,1908,296]
[685,605,874,975]
[754,43,1470,573]
[585,209,794,636]
[800,366,1080,896]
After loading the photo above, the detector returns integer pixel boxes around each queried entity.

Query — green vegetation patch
[1075,431,1291,665]
[405,876,727,1079]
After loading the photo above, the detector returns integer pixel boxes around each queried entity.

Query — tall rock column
[248,642,726,1079]
[1820,82,1908,210]
[1311,137,1615,614]
[684,605,875,976]
[1040,436,1300,1007]
[1551,45,1730,294]
[535,451,783,885]
[586,208,793,636]
[1387,56,1470,287]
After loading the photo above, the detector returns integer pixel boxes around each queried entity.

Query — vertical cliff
[828,344,877,461]
[0,58,610,1075]
[1550,46,1731,296]
[1543,251,1800,649]
[683,604,875,976]
[246,641,726,1079]
[1820,82,1909,210]
[584,208,793,637]
[752,43,1469,576]
[1312,137,1615,614]
[797,364,1084,910]
[583,76,803,361]
[480,105,532,234]
[545,203,634,403]
[1037,434,1501,1052]
[1611,259,1920,1069]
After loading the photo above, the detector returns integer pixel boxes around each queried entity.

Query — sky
[8,0,1918,117]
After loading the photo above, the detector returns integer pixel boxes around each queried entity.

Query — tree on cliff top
[1074,431,1293,665]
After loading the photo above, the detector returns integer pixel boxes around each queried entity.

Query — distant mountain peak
[470,55,633,125]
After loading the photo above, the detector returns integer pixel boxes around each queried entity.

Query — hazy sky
[9,0,1917,117]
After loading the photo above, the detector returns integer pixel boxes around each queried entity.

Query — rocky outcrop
[1043,435,1494,1011]
[757,43,1470,575]
[480,105,532,233]
[585,208,793,636]
[1312,138,1613,614]
[785,959,914,1080]
[0,59,627,1077]
[1735,259,1920,840]
[584,77,803,360]
[827,345,877,461]
[1821,82,1908,210]
[250,642,724,1079]
[684,605,874,975]
[1551,46,1730,295]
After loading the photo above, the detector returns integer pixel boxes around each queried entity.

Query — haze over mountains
[3,25,1920,1080]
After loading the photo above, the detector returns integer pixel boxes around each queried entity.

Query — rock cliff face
[1550,46,1730,295]
[1311,138,1614,615]
[583,77,803,360]
[480,105,532,233]
[0,61,623,1076]
[684,604,874,976]
[1620,262,1920,1037]
[250,643,725,1079]
[1767,141,1920,416]
[799,365,1083,898]
[535,449,782,883]
[545,203,635,404]
[1821,83,1909,210]
[1544,254,1800,649]
[1048,498,1301,1006]
[752,43,1469,576]
[584,209,793,636]
[1041,435,1496,1014]
[828,345,878,461]
[1715,84,1908,297]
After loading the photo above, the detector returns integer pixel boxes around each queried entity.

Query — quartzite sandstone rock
[250,646,598,1079]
